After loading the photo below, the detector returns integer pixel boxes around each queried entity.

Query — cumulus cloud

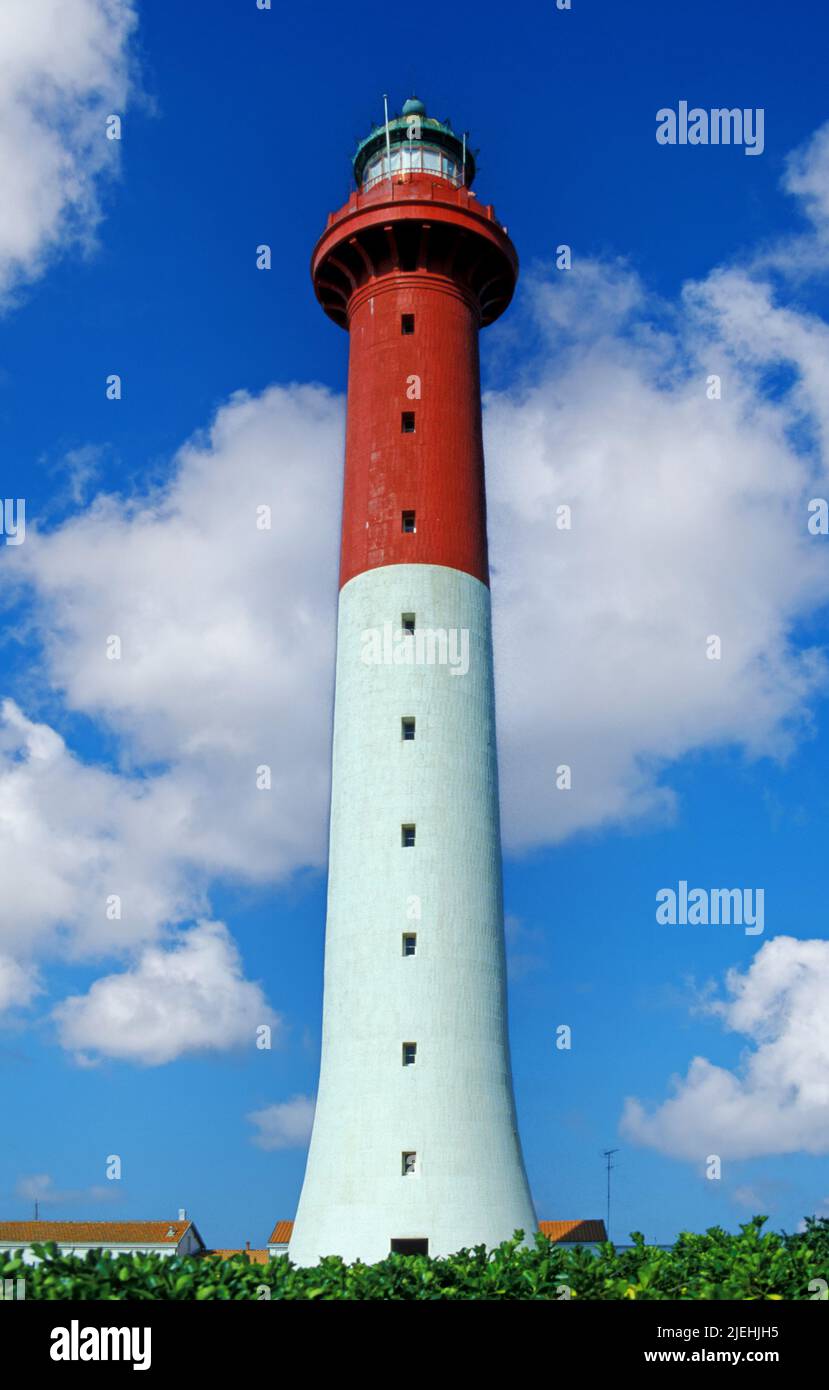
[16,1172,115,1205]
[0,698,209,961]
[53,920,279,1065]
[0,0,137,304]
[749,122,829,280]
[247,1095,316,1151]
[621,937,829,1160]
[784,122,829,233]
[487,256,829,849]
[0,950,40,1014]
[0,385,342,1022]
[0,382,341,1055]
[8,384,341,884]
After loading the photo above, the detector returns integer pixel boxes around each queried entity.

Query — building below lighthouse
[289,97,537,1266]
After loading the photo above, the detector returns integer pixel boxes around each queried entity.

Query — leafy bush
[4,1217,828,1300]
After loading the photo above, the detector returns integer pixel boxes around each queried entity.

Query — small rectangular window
[403,933,417,956]
[401,411,415,433]
[402,1042,417,1066]
[401,314,415,335]
[401,613,415,634]
[401,824,416,848]
[402,510,416,533]
[402,717,415,741]
[402,1152,417,1176]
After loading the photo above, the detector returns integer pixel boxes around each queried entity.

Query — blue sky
[1,0,829,1250]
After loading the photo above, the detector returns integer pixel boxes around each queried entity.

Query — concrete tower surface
[289,97,537,1266]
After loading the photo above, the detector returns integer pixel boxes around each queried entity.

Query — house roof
[207,1248,270,1265]
[0,1220,194,1246]
[267,1219,607,1247]
[268,1220,294,1245]
[538,1220,607,1244]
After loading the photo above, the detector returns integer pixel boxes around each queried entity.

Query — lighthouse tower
[289,98,536,1265]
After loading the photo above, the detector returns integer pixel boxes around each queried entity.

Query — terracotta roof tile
[207,1248,271,1265]
[268,1220,294,1244]
[265,1219,604,1248]
[0,1221,191,1245]
[538,1220,607,1243]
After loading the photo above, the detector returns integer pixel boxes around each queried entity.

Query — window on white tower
[402,933,417,956]
[402,1042,417,1066]
[402,1152,417,1176]
[402,717,415,740]
[401,825,416,848]
[401,613,415,634]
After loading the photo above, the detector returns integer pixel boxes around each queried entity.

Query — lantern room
[352,96,476,192]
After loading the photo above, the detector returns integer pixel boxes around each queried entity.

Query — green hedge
[4,1217,829,1300]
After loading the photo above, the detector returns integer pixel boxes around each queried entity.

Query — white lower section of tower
[288,563,536,1266]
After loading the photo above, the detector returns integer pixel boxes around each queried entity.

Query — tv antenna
[602,1148,619,1240]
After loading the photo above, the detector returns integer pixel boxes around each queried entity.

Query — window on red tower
[401,411,415,433]
[402,510,416,533]
[401,314,415,335]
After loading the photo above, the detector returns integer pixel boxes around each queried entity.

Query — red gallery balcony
[312,173,517,330]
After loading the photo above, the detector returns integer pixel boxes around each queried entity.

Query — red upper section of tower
[313,129,518,591]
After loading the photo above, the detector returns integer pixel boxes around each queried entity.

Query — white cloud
[16,1172,116,1205]
[0,698,208,960]
[749,122,829,280]
[0,950,40,1013]
[16,1173,56,1202]
[8,384,341,885]
[53,920,279,1065]
[784,122,829,232]
[621,937,829,1160]
[486,255,829,849]
[0,382,341,1057]
[0,384,342,1001]
[732,1186,768,1211]
[247,1095,315,1151]
[0,0,137,304]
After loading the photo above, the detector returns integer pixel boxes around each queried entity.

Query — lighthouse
[289,97,537,1265]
